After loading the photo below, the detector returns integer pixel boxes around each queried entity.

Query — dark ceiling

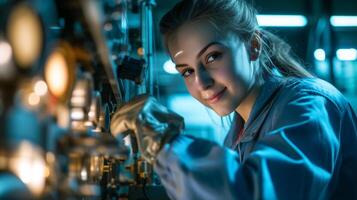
[153,0,357,50]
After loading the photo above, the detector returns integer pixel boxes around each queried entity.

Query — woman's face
[167,22,257,116]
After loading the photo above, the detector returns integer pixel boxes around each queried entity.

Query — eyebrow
[175,41,222,68]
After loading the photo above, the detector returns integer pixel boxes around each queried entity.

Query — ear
[249,31,261,61]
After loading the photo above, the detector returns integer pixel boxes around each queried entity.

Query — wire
[142,177,150,200]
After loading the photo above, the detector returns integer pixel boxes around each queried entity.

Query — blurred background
[153,0,357,144]
[0,0,356,199]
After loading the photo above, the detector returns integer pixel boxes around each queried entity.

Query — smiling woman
[167,23,257,117]
[110,0,357,199]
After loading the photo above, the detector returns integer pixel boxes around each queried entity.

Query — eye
[181,69,194,78]
[206,52,222,64]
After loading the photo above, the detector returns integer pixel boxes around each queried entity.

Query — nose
[195,67,214,90]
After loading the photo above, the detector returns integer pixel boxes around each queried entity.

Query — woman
[110,0,357,199]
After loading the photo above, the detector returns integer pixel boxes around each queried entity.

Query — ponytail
[160,0,313,79]
[260,30,313,78]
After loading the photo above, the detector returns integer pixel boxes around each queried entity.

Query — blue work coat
[154,76,357,200]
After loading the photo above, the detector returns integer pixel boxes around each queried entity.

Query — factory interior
[0,0,356,199]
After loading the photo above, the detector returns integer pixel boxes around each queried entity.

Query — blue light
[163,59,179,74]
[336,49,357,61]
[167,94,220,125]
[314,49,326,61]
[257,15,307,27]
[167,94,229,143]
[330,16,357,27]
[256,15,357,27]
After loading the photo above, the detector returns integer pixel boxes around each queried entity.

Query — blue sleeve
[154,94,352,200]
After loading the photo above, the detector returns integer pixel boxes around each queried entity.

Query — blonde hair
[159,0,312,78]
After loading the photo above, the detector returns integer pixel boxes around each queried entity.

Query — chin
[212,107,233,117]
[210,100,239,116]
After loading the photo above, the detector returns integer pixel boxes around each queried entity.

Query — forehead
[167,21,219,58]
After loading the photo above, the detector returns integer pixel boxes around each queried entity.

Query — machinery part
[116,55,145,84]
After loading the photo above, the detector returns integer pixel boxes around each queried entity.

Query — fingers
[110,112,134,137]
[110,95,185,165]
[114,94,150,116]
[145,103,184,131]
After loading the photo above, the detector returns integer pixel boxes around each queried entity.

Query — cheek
[213,60,251,96]
[185,81,205,104]
[184,80,201,100]
[232,50,254,81]
[211,61,236,83]
[226,57,253,88]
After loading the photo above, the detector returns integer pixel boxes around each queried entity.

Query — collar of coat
[224,75,285,148]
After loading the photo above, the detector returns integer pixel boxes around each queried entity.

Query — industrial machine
[0,0,168,199]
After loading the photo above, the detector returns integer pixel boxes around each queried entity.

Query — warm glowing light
[56,105,70,128]
[0,40,15,80]
[71,96,86,106]
[34,80,48,96]
[0,41,12,65]
[84,121,94,127]
[81,168,88,181]
[45,166,50,178]
[71,108,85,121]
[28,92,40,106]
[45,51,70,99]
[88,92,101,124]
[137,47,145,56]
[71,84,88,107]
[7,4,43,67]
[70,78,91,108]
[88,109,95,121]
[87,102,97,124]
[10,142,46,196]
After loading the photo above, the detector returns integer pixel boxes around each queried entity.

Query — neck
[235,83,262,123]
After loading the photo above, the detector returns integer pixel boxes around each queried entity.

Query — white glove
[110,94,184,164]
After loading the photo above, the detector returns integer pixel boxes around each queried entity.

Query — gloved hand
[110,94,184,164]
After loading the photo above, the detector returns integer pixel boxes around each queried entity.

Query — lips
[206,87,227,104]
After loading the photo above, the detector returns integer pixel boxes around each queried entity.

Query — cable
[142,177,150,200]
